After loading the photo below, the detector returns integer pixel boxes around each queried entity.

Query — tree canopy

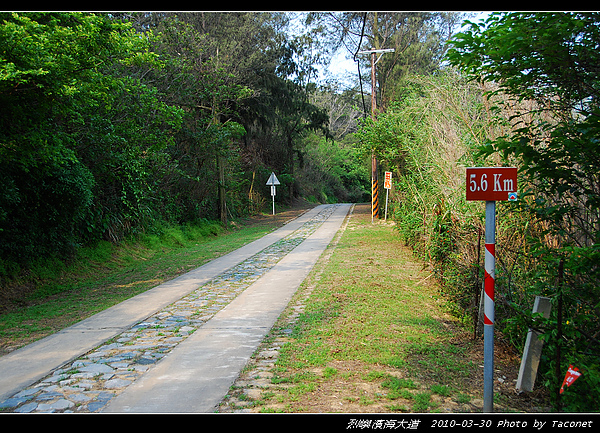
[0,10,466,266]
[447,13,600,247]
[447,12,600,411]
[2,11,599,412]
[0,12,331,264]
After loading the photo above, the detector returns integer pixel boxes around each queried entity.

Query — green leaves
[448,12,600,241]
[447,12,600,411]
[1,12,332,265]
[0,13,181,262]
[450,12,600,110]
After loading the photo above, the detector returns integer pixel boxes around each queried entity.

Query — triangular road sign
[266,172,280,186]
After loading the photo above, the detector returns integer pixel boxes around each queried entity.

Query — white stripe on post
[484,243,495,325]
[483,201,496,413]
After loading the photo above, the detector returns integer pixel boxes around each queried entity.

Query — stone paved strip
[218,204,354,413]
[0,204,343,413]
[0,205,322,403]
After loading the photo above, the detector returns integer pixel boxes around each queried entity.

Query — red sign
[384,172,392,189]
[560,364,582,394]
[466,167,517,201]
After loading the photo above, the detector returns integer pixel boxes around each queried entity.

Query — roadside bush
[296,133,370,204]
[358,66,600,410]
[0,158,95,263]
[448,13,600,410]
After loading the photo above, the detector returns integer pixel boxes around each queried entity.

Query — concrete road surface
[0,204,352,413]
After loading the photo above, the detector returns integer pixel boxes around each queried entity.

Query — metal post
[266,172,280,216]
[384,188,389,221]
[483,200,496,412]
[271,185,276,215]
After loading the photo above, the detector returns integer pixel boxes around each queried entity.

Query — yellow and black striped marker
[372,177,379,220]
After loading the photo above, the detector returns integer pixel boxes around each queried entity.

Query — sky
[320,11,492,86]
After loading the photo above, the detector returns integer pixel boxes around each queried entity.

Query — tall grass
[376,73,540,338]
[371,71,501,329]
[367,70,599,411]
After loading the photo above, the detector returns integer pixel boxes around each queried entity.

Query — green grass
[279,224,448,370]
[0,216,285,352]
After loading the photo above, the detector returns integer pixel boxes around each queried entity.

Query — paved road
[0,203,352,413]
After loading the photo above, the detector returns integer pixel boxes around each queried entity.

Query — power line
[353,12,368,118]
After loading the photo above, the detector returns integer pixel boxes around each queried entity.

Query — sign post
[266,172,280,215]
[466,167,517,413]
[384,171,392,221]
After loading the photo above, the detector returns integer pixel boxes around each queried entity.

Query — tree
[447,12,600,411]
[447,12,600,250]
[0,12,182,261]
[0,12,333,268]
[305,12,467,110]
[310,83,363,140]
[148,16,253,224]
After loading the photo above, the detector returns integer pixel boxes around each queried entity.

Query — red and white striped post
[466,167,517,413]
[483,201,496,413]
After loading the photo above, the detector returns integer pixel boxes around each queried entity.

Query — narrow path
[0,204,351,413]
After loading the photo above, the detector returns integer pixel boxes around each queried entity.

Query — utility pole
[357,48,394,222]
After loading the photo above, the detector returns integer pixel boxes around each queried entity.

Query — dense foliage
[447,12,600,411]
[0,12,338,269]
[1,13,176,264]
[356,13,599,411]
